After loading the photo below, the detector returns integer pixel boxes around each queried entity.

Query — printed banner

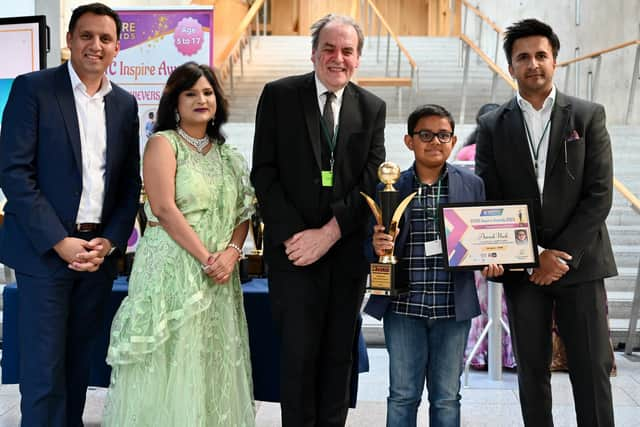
[113,7,214,154]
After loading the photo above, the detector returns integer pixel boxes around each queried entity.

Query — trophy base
[367,262,409,297]
[246,253,266,277]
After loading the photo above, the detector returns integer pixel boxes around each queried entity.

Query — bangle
[227,243,243,257]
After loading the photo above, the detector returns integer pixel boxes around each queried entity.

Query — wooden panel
[191,0,250,66]
[264,0,461,36]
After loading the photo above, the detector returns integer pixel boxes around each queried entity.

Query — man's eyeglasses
[411,130,453,144]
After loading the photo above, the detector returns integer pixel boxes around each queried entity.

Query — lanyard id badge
[321,122,338,187]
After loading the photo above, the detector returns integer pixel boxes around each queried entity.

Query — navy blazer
[363,162,484,321]
[0,64,141,278]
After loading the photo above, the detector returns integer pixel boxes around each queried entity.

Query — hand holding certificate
[438,201,539,270]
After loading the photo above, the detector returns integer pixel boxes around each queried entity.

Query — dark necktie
[323,91,335,142]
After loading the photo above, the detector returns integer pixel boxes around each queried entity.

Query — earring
[210,118,215,127]
[174,110,180,125]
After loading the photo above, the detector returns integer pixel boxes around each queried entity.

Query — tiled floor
[0,350,639,426]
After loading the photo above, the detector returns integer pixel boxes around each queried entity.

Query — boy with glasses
[364,104,502,426]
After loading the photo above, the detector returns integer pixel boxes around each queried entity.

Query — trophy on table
[246,198,265,277]
[360,162,416,296]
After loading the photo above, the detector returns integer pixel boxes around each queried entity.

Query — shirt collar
[411,162,448,187]
[516,85,556,113]
[314,74,345,103]
[67,60,112,98]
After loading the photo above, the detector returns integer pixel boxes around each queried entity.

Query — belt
[76,223,101,232]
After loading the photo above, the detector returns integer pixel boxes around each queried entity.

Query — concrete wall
[0,2,35,17]
[462,0,640,124]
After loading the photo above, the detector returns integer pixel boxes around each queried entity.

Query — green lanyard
[320,120,339,170]
[417,176,442,223]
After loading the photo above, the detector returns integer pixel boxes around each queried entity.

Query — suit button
[313,178,320,184]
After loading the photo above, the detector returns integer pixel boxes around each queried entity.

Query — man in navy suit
[0,3,140,426]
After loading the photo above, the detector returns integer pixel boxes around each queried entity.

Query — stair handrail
[556,39,640,124]
[355,0,418,91]
[458,0,512,124]
[213,0,267,92]
[615,177,640,356]
[461,0,503,35]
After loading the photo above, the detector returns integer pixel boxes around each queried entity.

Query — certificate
[438,201,539,270]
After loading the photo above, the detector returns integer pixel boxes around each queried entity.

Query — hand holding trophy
[247,198,265,277]
[360,162,416,295]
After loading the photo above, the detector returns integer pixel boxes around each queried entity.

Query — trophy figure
[247,199,265,277]
[360,162,416,296]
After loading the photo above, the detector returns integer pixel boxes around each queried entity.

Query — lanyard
[521,112,551,174]
[320,121,339,170]
[417,178,442,222]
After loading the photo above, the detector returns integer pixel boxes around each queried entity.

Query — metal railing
[614,179,640,355]
[214,0,268,92]
[557,38,640,125]
[355,0,419,93]
[458,0,514,124]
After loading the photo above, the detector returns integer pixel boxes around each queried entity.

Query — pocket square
[566,130,581,142]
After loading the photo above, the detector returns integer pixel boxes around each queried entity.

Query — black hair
[407,104,455,135]
[503,19,560,66]
[475,103,500,124]
[155,62,229,144]
[68,3,122,39]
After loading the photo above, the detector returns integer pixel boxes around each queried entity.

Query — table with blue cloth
[2,277,369,406]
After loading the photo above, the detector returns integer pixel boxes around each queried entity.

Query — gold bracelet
[227,243,243,258]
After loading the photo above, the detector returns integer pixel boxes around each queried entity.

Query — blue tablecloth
[2,277,369,405]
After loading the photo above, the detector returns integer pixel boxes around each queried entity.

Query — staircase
[225,35,514,124]
[222,33,640,349]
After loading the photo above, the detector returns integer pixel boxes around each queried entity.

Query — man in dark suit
[251,14,385,427]
[475,19,616,427]
[0,3,140,426]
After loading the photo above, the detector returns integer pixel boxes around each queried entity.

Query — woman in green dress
[103,62,255,426]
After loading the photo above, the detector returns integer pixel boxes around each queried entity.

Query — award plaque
[360,162,416,296]
[246,199,265,277]
[438,201,539,270]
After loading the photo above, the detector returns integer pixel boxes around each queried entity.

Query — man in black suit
[251,14,385,427]
[0,3,140,426]
[475,19,616,427]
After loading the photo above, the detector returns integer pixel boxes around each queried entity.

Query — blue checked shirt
[390,165,455,319]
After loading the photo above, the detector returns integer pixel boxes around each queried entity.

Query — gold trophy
[360,162,416,296]
[247,199,265,277]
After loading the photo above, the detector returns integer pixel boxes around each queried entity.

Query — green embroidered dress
[103,130,255,426]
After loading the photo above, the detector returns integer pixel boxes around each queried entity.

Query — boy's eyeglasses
[411,130,453,144]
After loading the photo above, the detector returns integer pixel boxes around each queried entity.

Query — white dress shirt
[516,85,556,198]
[68,61,112,223]
[315,75,345,135]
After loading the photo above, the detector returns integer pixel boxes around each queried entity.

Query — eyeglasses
[411,130,453,144]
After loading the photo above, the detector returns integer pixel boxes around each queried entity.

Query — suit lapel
[545,92,571,178]
[300,73,322,170]
[54,65,82,172]
[335,83,362,168]
[103,90,118,197]
[503,99,537,182]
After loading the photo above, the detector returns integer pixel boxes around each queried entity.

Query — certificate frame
[438,201,539,271]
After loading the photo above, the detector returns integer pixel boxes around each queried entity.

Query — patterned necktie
[322,91,335,142]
